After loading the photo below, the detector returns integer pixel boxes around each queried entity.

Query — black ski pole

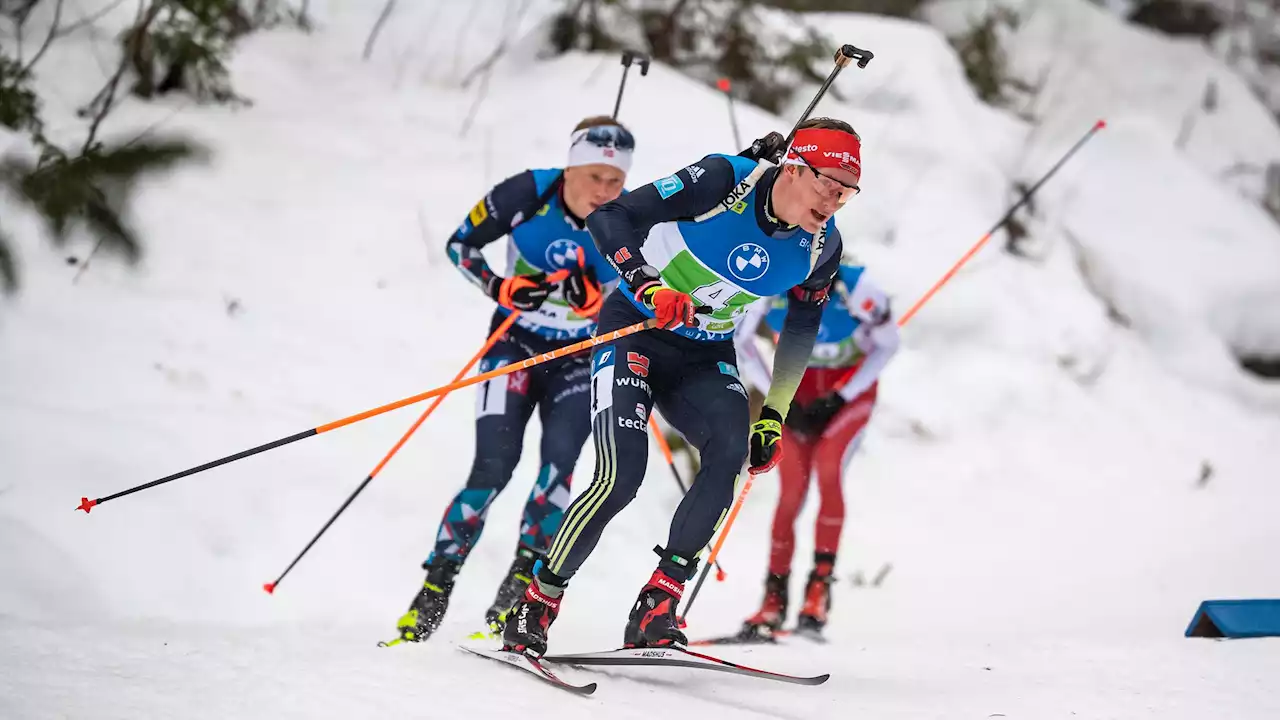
[690,44,873,225]
[612,50,650,119]
[716,77,743,150]
[679,42,875,625]
[778,44,873,158]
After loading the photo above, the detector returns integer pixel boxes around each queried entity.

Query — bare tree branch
[81,0,162,154]
[459,0,534,135]
[21,0,66,75]
[82,52,129,152]
[54,0,129,39]
[71,233,105,285]
[362,0,397,61]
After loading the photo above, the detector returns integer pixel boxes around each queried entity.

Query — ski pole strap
[514,173,563,233]
[808,223,828,275]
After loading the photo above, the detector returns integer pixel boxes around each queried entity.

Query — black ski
[789,626,829,644]
[459,645,598,695]
[542,645,829,686]
[689,628,787,647]
[690,625,829,647]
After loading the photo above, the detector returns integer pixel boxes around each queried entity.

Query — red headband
[786,127,861,180]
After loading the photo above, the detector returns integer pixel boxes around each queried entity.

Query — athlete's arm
[838,322,899,400]
[764,225,844,418]
[445,170,540,293]
[586,156,736,290]
[836,277,900,400]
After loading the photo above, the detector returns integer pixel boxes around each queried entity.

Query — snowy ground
[2,1,1279,718]
[2,618,1276,719]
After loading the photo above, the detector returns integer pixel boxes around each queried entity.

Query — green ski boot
[383,558,461,646]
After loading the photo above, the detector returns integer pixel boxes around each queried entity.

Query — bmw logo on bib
[728,243,770,282]
[546,238,581,269]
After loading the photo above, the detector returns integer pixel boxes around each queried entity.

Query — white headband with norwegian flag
[567,127,634,173]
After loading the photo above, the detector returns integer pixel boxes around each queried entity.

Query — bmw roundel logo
[545,238,581,269]
[727,243,770,282]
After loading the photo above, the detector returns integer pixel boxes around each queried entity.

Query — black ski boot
[502,573,565,657]
[623,569,688,648]
[796,553,835,637]
[392,557,461,644]
[484,548,538,634]
[738,572,789,641]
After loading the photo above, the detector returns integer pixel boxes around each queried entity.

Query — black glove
[487,273,555,311]
[563,263,603,317]
[748,406,785,475]
[784,398,814,436]
[739,131,787,163]
[805,393,845,435]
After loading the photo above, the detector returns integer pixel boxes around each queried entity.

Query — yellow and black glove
[748,406,785,475]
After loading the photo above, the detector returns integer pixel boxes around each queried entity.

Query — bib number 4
[689,281,754,332]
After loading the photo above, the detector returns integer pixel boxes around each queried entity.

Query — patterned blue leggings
[426,339,591,566]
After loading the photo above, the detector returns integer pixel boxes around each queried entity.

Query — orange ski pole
[678,468,754,624]
[263,310,522,594]
[897,119,1105,327]
[649,414,727,582]
[78,316,658,513]
[831,120,1108,385]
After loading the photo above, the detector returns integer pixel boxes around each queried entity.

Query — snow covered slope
[922,0,1280,405]
[2,1,1279,718]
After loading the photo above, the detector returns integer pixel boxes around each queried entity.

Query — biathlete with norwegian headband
[389,118,638,646]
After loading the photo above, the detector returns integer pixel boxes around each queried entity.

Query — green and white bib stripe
[621,154,829,343]
[636,223,767,338]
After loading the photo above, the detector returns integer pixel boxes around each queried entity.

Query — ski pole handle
[622,50,651,75]
[614,50,651,118]
[837,44,874,69]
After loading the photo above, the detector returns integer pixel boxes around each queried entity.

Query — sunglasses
[792,152,860,203]
[575,125,636,152]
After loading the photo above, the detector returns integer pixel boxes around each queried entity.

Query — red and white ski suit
[736,269,898,574]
